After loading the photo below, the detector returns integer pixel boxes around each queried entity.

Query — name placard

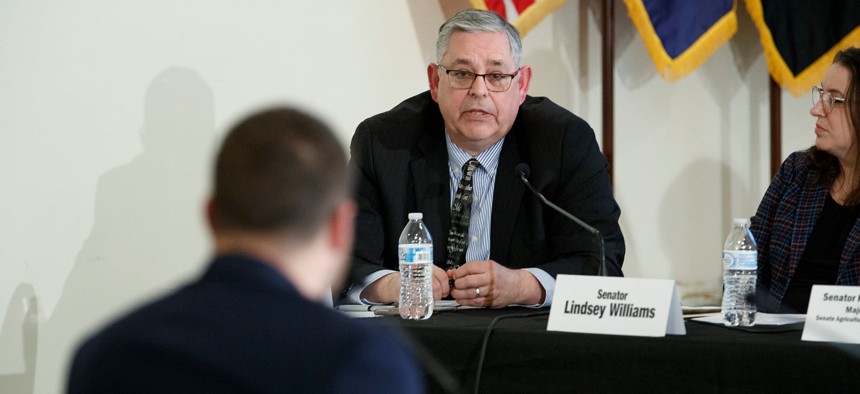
[802,285,860,344]
[547,275,685,337]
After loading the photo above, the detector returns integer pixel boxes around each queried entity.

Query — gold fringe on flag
[623,0,738,81]
[744,0,860,97]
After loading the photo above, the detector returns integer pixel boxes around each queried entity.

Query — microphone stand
[518,172,608,277]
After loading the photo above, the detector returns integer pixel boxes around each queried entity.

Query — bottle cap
[408,212,423,220]
[733,218,750,226]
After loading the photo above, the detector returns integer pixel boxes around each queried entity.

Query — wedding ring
[475,287,481,298]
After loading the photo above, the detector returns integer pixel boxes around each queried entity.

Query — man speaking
[346,10,625,309]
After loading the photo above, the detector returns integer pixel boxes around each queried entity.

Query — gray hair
[436,9,523,67]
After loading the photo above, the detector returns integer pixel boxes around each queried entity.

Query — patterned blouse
[750,151,860,313]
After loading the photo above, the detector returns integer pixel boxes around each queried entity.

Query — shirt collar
[445,133,504,176]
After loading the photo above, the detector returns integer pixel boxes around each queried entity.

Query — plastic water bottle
[721,218,757,327]
[399,212,434,320]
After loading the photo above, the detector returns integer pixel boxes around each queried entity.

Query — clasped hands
[362,260,544,308]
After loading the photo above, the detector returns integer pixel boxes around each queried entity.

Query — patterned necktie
[446,159,480,270]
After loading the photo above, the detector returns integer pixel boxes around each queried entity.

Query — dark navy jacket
[68,254,423,393]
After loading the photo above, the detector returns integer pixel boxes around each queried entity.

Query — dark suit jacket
[349,91,624,285]
[67,254,423,393]
[751,151,860,312]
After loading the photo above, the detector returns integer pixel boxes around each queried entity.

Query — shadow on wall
[689,5,765,307]
[726,4,769,207]
[659,159,749,306]
[0,284,38,394]
[406,0,452,63]
[36,67,215,393]
[614,0,659,91]
[573,0,640,90]
[727,2,764,80]
[527,2,579,107]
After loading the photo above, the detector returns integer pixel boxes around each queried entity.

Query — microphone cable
[472,310,551,394]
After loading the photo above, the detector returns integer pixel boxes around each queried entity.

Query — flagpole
[602,0,615,185]
[769,77,781,177]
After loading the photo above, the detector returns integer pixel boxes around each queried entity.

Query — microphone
[515,163,608,277]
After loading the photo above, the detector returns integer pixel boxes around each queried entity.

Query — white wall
[0,1,815,392]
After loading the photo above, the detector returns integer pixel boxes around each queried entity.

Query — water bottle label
[722,250,757,270]
[399,244,432,264]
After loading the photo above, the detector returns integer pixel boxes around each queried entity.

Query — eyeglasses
[812,86,846,114]
[438,64,521,92]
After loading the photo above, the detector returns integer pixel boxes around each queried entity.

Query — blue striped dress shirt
[445,135,553,307]
[347,134,553,306]
[445,134,501,263]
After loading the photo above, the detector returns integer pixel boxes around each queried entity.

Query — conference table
[374,307,860,393]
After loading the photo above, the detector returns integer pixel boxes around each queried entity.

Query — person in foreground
[752,47,860,314]
[345,9,624,309]
[67,108,424,393]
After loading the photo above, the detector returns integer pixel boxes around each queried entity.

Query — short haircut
[212,107,350,238]
[436,9,523,67]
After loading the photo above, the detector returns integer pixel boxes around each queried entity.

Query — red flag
[469,0,567,37]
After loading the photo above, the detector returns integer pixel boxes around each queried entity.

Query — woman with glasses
[751,47,860,313]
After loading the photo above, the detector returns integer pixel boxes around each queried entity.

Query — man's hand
[448,260,545,308]
[431,265,451,300]
[358,265,452,304]
[360,273,400,304]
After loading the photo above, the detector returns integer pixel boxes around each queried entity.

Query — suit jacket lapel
[490,132,524,263]
[410,128,450,265]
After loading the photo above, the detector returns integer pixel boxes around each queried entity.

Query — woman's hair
[807,47,860,206]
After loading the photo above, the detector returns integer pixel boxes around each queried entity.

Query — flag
[469,0,567,37]
[745,0,860,96]
[623,0,737,81]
